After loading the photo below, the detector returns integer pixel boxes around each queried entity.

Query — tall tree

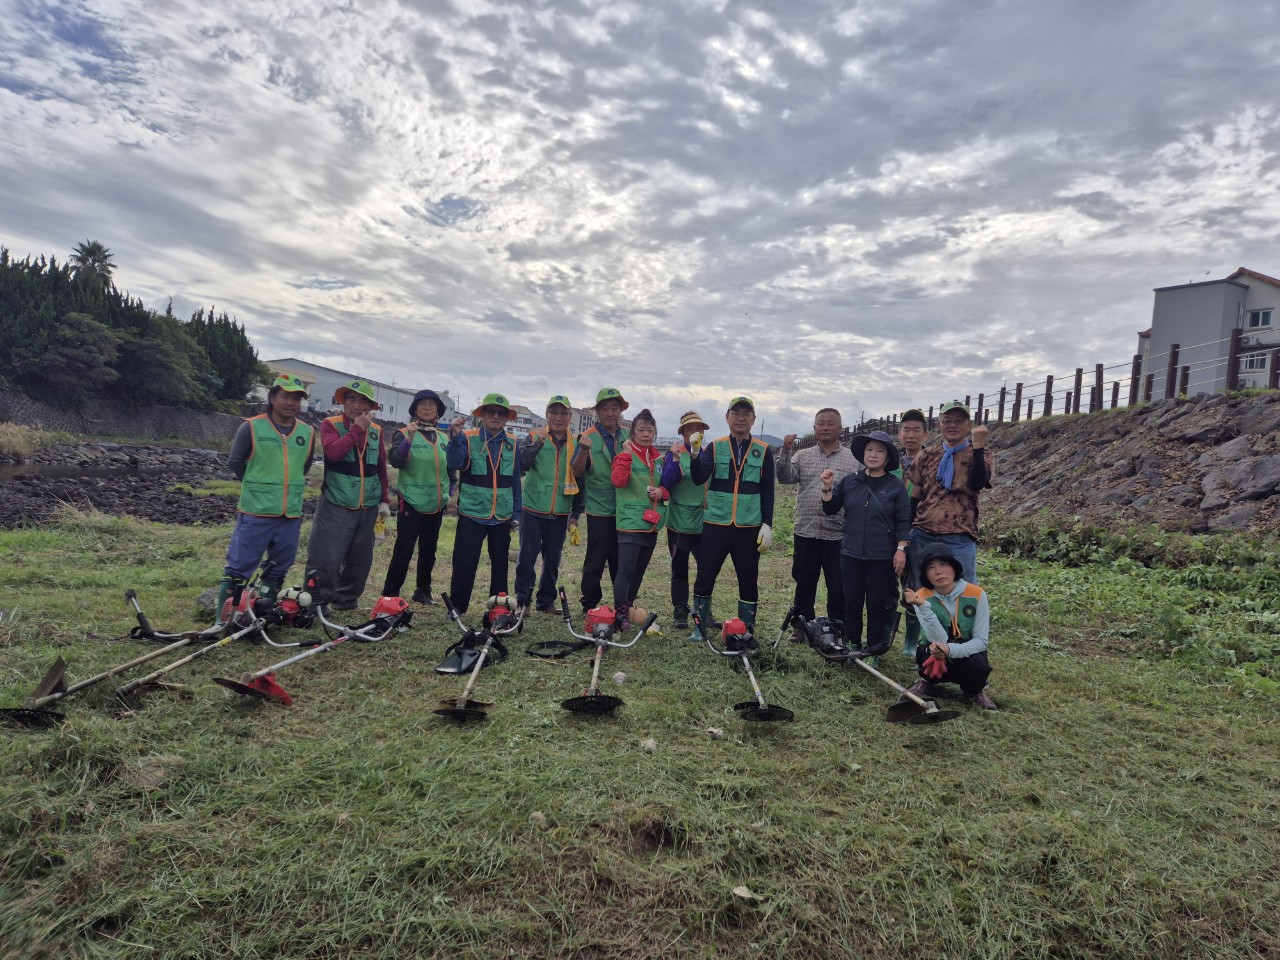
[68,240,116,290]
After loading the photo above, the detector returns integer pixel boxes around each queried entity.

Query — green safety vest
[579,425,630,517]
[322,416,382,509]
[397,430,449,514]
[665,444,705,534]
[238,415,313,518]
[458,429,516,521]
[704,435,768,527]
[615,448,666,534]
[522,434,573,517]
[917,584,984,640]
[892,451,917,498]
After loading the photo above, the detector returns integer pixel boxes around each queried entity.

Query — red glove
[922,653,948,681]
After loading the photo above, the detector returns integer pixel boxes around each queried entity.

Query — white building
[264,359,457,423]
[1138,268,1280,396]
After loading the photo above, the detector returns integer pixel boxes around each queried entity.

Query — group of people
[216,376,999,711]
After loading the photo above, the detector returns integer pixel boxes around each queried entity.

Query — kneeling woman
[610,409,670,629]
[820,430,912,657]
[902,544,997,710]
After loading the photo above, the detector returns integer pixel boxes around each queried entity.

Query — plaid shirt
[777,443,859,540]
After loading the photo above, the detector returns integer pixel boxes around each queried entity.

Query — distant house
[263,359,457,423]
[1138,268,1280,396]
[507,405,548,441]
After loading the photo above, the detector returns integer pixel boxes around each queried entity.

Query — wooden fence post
[1128,354,1142,407]
[965,395,971,408]
[1072,367,1084,413]
[1110,381,1120,409]
[1227,328,1242,392]
[1144,373,1154,402]
[1178,364,1190,396]
[1165,343,1180,399]
[1012,382,1023,422]
[1065,390,1073,412]
[976,393,984,420]
[1026,398,1034,419]
[1093,364,1104,413]
[997,386,1007,423]
[1043,376,1054,417]
[927,406,934,430]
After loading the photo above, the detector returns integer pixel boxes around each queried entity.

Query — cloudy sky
[4,0,1280,435]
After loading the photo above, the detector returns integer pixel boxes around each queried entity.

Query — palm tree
[69,240,116,290]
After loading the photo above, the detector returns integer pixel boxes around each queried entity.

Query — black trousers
[579,514,618,611]
[449,515,511,614]
[693,524,760,602]
[791,535,844,622]
[667,529,701,610]
[614,534,657,608]
[381,503,443,597]
[916,646,992,695]
[839,555,897,652]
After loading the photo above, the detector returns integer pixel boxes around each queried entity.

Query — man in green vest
[687,396,776,641]
[381,389,452,604]
[660,410,710,629]
[514,395,582,615]
[447,393,521,615]
[570,387,631,613]
[216,374,316,621]
[306,379,391,611]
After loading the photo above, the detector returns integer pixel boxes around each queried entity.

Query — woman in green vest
[381,389,452,604]
[609,409,670,629]
[901,544,997,710]
[661,410,709,629]
[216,375,315,620]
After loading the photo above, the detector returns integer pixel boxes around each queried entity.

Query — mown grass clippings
[0,499,1277,959]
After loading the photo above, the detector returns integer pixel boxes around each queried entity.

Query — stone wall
[0,389,245,444]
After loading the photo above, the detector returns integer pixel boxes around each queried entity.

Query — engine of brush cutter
[371,596,414,632]
[800,616,849,659]
[483,593,519,633]
[584,604,616,642]
[721,617,758,653]
[223,585,316,630]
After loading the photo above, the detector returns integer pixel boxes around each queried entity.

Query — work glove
[756,523,772,553]
[922,652,948,681]
[569,523,581,546]
[689,432,703,453]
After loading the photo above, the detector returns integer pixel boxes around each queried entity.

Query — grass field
[1,496,1278,960]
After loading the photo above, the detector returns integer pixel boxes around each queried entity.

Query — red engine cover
[585,605,616,632]
[721,617,748,638]
[371,596,410,618]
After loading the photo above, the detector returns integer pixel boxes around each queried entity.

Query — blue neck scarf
[936,438,971,489]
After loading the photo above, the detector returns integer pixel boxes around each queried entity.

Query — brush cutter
[434,594,524,722]
[704,617,794,722]
[549,588,657,715]
[3,590,240,728]
[213,595,413,706]
[790,614,959,724]
[115,617,268,706]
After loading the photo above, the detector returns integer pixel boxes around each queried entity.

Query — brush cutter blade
[25,657,68,703]
[907,707,961,724]
[1,707,66,729]
[433,705,489,723]
[561,694,623,714]
[739,704,794,722]
[436,697,493,709]
[885,699,926,723]
[212,673,294,705]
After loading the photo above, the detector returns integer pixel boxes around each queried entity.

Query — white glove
[690,432,703,453]
[377,502,391,520]
[756,523,772,553]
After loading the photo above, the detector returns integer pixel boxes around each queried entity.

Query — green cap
[333,379,381,409]
[727,396,755,412]
[593,387,629,411]
[271,375,308,397]
[546,394,572,411]
[939,399,971,418]
[472,392,517,419]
